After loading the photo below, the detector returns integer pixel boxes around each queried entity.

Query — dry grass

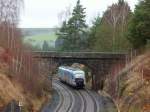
[0,74,51,112]
[0,46,52,111]
[105,51,150,112]
[118,51,150,112]
[0,73,24,107]
[0,72,51,111]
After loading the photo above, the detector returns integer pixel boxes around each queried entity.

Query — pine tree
[88,16,101,49]
[56,21,68,50]
[58,0,87,51]
[128,0,150,49]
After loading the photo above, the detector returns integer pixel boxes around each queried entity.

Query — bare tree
[103,1,131,51]
[57,5,71,25]
[0,0,23,48]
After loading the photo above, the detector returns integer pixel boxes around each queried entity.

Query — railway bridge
[33,51,127,90]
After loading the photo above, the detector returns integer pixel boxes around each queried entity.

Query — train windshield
[73,71,85,78]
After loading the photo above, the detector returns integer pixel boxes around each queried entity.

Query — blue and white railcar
[58,66,85,88]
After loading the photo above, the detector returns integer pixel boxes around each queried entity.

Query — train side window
[71,73,74,79]
[58,69,61,75]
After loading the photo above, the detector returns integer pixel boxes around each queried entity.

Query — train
[58,66,86,88]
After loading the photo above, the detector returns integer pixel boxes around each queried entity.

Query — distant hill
[21,28,58,37]
[21,28,59,49]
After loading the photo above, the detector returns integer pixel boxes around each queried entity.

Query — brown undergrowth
[0,47,52,112]
[104,51,150,112]
[0,72,51,112]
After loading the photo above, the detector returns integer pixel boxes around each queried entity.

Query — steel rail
[85,89,100,112]
[55,81,75,112]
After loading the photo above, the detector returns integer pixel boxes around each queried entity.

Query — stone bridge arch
[33,51,127,90]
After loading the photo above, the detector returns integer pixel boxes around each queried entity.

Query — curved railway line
[53,82,74,112]
[57,81,75,112]
[75,90,87,112]
[85,89,99,112]
[53,85,64,112]
[53,80,100,112]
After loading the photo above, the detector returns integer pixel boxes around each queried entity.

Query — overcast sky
[19,0,138,28]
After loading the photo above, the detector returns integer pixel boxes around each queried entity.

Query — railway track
[53,81,75,112]
[77,90,87,112]
[53,80,100,112]
[85,89,100,112]
[57,81,75,112]
[53,85,64,112]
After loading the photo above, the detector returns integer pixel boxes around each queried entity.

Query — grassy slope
[121,53,150,112]
[0,47,51,111]
[114,51,150,112]
[22,28,58,48]
[24,33,58,47]
[0,74,23,107]
[0,73,50,111]
[25,33,57,41]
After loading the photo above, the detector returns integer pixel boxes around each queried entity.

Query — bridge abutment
[33,51,127,91]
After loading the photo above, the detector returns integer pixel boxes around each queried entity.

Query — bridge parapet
[33,51,127,59]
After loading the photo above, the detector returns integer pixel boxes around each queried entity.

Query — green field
[21,28,58,49]
[24,33,58,48]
